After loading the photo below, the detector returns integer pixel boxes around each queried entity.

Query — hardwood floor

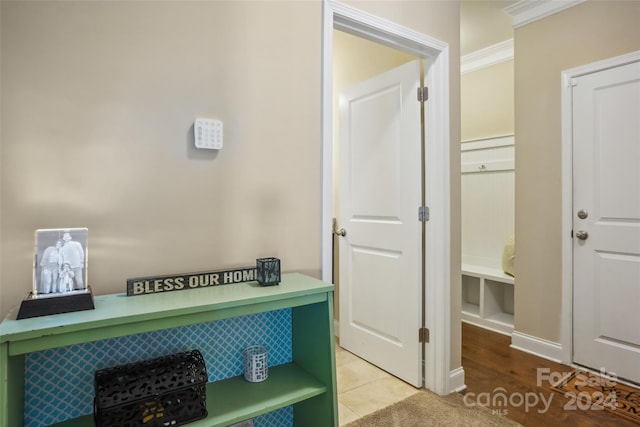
[461,322,639,426]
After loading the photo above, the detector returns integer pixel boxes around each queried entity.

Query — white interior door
[338,60,423,387]
[572,60,640,384]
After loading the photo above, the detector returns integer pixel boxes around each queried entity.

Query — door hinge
[417,86,429,102]
[419,327,430,343]
[418,206,430,222]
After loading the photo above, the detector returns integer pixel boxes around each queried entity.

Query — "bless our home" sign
[126,266,257,296]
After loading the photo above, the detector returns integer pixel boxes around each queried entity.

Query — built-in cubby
[461,274,481,317]
[461,265,514,335]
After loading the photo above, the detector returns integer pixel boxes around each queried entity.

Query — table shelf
[0,273,338,427]
[51,363,327,427]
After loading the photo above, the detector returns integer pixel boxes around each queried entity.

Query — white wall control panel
[194,118,223,149]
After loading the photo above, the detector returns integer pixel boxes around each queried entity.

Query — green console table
[0,273,338,427]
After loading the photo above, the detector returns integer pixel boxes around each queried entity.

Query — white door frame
[560,49,640,365]
[321,0,452,394]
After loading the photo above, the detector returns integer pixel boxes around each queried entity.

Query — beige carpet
[344,390,522,427]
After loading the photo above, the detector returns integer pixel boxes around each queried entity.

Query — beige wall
[334,31,416,92]
[1,1,461,371]
[1,0,324,316]
[461,60,514,141]
[514,0,640,342]
[460,0,513,56]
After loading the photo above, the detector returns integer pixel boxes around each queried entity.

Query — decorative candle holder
[256,257,281,286]
[243,345,268,383]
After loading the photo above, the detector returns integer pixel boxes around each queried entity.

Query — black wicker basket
[94,350,208,427]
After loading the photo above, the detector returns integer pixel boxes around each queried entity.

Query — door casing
[560,49,640,365]
[321,0,452,394]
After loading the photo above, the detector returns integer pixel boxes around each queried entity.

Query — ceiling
[460,1,517,56]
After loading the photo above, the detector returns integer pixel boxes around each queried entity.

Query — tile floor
[335,343,420,426]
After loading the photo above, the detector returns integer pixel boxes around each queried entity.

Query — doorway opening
[321,0,451,394]
[458,0,516,399]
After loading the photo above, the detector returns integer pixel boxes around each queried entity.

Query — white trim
[461,135,514,152]
[560,57,575,367]
[560,49,640,366]
[449,367,466,393]
[322,0,451,395]
[424,45,452,396]
[321,2,334,284]
[562,50,640,81]
[461,39,513,75]
[328,0,447,56]
[503,0,587,29]
[510,331,563,363]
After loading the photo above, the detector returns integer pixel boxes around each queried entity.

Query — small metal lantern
[256,257,280,286]
[243,345,268,382]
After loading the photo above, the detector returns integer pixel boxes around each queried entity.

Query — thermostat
[194,118,223,149]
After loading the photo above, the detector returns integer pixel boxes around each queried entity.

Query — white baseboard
[510,331,563,363]
[449,367,466,393]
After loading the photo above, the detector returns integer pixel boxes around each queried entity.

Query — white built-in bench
[461,264,514,335]
[461,136,515,336]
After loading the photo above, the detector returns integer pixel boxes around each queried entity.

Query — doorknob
[332,218,347,237]
[575,230,589,240]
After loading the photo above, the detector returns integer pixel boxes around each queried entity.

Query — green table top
[0,273,333,346]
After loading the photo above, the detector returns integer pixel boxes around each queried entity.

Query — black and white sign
[127,267,258,296]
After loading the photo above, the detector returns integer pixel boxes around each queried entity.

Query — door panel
[573,60,640,384]
[338,60,422,386]
[351,246,402,340]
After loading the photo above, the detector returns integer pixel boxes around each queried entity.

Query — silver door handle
[332,218,347,237]
[575,230,589,240]
[334,228,347,237]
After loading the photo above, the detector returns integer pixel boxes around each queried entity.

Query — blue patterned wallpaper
[24,309,293,427]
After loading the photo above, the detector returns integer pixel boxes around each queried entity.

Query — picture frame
[33,228,88,298]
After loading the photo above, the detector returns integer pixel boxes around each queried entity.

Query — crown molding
[504,0,587,29]
[461,39,513,75]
